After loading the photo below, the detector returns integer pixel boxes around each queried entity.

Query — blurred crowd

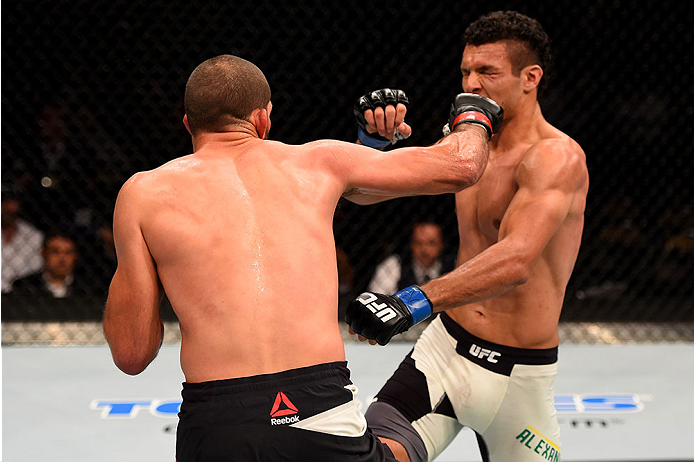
[2,100,693,322]
[2,100,123,320]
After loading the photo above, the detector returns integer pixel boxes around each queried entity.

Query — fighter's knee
[380,437,412,462]
[367,400,429,462]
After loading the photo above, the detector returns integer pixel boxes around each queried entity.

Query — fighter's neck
[491,101,547,151]
[192,129,262,152]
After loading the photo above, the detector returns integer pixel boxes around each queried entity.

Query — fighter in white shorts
[364,312,559,462]
[347,11,587,461]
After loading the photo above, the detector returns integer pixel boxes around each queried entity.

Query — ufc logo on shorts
[469,344,501,363]
[357,293,397,323]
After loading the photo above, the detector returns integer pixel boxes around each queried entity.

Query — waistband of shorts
[439,313,557,372]
[182,361,351,397]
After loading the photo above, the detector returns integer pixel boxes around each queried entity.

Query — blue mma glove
[346,285,432,345]
[354,88,410,148]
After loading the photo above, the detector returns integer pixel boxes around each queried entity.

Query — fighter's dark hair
[464,11,553,97]
[184,55,271,135]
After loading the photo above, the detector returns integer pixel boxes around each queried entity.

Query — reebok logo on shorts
[270,392,300,425]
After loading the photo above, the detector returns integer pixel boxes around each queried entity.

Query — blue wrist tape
[357,126,391,149]
[394,285,433,325]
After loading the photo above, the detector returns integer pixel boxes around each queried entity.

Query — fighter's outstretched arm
[103,174,164,375]
[344,91,502,205]
[326,121,489,201]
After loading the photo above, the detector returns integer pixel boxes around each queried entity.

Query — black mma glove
[442,93,503,139]
[346,285,432,346]
[354,88,410,148]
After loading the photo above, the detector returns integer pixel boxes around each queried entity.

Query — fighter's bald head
[184,55,271,135]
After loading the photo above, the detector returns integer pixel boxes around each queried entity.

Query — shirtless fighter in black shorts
[102,54,500,461]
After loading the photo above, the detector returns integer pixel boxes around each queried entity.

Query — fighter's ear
[522,64,543,93]
[250,107,269,139]
[183,114,192,135]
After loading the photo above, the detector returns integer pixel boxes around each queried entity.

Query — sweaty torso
[447,123,586,348]
[136,139,346,382]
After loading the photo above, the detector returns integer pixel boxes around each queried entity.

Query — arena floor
[3,335,694,462]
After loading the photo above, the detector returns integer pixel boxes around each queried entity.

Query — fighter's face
[461,42,520,112]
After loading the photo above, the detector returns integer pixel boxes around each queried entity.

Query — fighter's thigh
[479,364,561,462]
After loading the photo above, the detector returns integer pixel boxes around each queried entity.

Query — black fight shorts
[176,361,396,462]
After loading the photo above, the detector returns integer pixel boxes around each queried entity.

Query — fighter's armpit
[342,188,359,198]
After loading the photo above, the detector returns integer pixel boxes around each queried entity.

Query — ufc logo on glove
[357,293,397,323]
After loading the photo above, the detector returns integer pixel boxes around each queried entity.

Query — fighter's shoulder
[525,131,586,171]
[119,169,157,197]
[116,160,177,206]
[113,173,150,218]
[122,155,194,190]
[520,132,587,188]
[529,129,584,159]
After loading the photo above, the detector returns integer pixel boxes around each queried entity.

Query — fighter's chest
[459,161,519,240]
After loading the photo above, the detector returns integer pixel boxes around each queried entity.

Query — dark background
[2,1,692,321]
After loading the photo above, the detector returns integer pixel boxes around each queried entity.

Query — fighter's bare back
[106,125,488,383]
[135,140,348,382]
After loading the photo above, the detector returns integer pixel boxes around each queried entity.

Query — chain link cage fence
[2,1,693,345]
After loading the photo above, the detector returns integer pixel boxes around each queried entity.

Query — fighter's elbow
[447,157,485,191]
[118,362,147,376]
[446,129,489,191]
[112,352,149,375]
[506,258,532,287]
[108,343,155,375]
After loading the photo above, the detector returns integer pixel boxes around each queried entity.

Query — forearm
[421,240,529,312]
[346,131,398,204]
[423,124,489,189]
[364,124,488,196]
[104,314,163,375]
[103,292,164,375]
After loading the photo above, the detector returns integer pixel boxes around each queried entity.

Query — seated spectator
[11,231,84,297]
[368,221,455,294]
[4,231,103,320]
[1,184,44,293]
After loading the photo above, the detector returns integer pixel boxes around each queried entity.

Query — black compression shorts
[176,361,396,462]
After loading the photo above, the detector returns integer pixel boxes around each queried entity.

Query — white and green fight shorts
[365,313,560,462]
